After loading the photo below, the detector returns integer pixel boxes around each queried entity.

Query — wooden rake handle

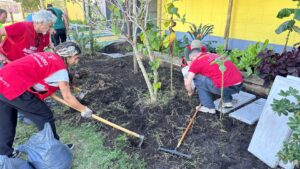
[51,94,143,139]
[176,109,199,149]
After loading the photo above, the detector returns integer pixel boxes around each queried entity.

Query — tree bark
[224,0,233,50]
[132,0,138,74]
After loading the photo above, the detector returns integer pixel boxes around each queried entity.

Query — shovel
[158,108,200,159]
[51,94,145,147]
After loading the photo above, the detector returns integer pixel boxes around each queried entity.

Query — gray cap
[191,40,202,49]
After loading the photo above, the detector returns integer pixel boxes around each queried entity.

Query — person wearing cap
[181,40,203,89]
[0,10,56,64]
[0,41,93,158]
[184,48,243,114]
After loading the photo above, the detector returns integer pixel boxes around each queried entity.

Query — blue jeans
[194,75,242,109]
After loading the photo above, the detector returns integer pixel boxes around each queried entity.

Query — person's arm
[58,81,88,112]
[184,72,196,96]
[0,28,7,43]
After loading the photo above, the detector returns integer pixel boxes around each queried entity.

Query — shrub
[257,45,300,86]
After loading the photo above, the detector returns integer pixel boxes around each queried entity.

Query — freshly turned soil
[61,53,270,169]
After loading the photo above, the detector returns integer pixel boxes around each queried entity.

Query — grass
[14,106,146,169]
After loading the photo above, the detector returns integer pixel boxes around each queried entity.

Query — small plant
[138,23,166,54]
[187,23,214,41]
[164,0,186,95]
[149,58,162,95]
[70,27,90,55]
[275,0,300,53]
[257,45,300,86]
[271,87,300,166]
[212,53,228,119]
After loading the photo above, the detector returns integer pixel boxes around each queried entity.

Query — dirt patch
[63,54,270,169]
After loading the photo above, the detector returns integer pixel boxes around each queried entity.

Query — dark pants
[52,28,67,46]
[194,75,243,108]
[0,92,59,156]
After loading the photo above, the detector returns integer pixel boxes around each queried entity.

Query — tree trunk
[224,0,233,50]
[132,47,156,102]
[132,0,138,74]
[87,0,94,55]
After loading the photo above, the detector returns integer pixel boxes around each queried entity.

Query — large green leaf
[294,9,300,21]
[277,8,294,18]
[275,20,296,34]
[293,25,300,34]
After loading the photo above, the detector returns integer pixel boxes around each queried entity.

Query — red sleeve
[5,22,26,38]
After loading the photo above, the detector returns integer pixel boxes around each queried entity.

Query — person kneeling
[184,48,243,114]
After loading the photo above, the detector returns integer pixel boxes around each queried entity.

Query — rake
[158,108,200,158]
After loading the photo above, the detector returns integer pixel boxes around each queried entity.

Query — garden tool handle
[51,94,143,139]
[176,109,199,149]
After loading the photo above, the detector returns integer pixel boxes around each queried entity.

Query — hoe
[51,94,145,147]
[158,108,200,159]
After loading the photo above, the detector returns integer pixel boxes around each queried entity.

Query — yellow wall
[66,1,85,21]
[158,0,300,46]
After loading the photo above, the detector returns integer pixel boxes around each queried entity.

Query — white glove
[81,107,93,118]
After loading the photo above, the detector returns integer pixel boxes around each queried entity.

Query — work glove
[81,107,93,118]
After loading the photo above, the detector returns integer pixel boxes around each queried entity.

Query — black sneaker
[66,144,74,150]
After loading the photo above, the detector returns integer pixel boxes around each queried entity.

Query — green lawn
[14,106,146,169]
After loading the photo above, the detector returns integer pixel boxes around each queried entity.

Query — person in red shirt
[0,9,56,64]
[0,42,93,158]
[184,48,243,114]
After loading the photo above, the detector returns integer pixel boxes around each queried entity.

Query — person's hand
[81,107,93,118]
[188,90,194,97]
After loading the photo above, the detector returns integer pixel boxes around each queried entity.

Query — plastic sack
[181,66,195,89]
[17,123,73,169]
[0,155,33,169]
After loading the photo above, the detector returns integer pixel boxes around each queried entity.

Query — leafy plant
[149,58,161,95]
[216,40,269,77]
[70,27,90,55]
[212,53,227,119]
[138,23,167,54]
[257,45,300,86]
[271,87,300,166]
[275,0,300,53]
[203,40,218,53]
[164,0,186,95]
[187,23,214,40]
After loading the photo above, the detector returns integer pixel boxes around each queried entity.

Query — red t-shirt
[189,52,242,88]
[0,52,66,100]
[0,22,50,61]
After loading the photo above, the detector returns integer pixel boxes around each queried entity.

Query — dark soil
[63,53,271,169]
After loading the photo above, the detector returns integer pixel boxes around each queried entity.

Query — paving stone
[229,98,266,125]
[248,76,300,168]
[278,75,300,169]
[214,91,256,114]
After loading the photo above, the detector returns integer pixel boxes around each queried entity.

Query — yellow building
[158,0,300,52]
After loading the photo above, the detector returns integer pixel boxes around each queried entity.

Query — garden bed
[55,53,274,169]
